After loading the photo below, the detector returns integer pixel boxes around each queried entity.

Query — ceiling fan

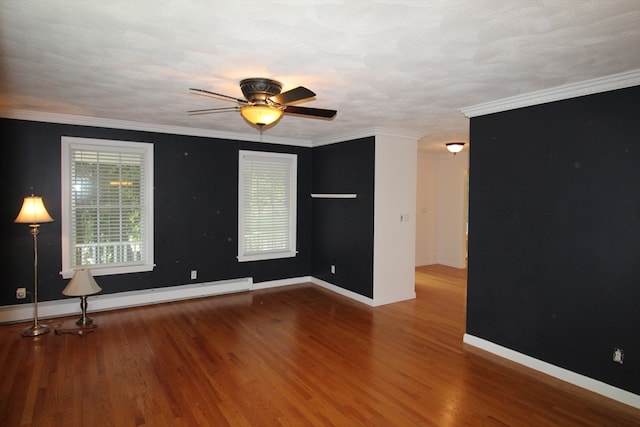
[188,78,337,129]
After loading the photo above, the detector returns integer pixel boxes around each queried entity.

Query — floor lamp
[15,195,54,337]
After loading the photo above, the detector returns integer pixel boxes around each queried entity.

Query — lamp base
[76,316,94,327]
[21,323,50,337]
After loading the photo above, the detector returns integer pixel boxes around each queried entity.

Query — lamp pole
[22,224,50,336]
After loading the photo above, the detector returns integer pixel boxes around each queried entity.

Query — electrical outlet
[16,288,26,299]
[190,270,197,280]
[613,348,624,364]
[330,265,336,274]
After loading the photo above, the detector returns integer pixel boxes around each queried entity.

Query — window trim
[60,136,155,279]
[237,150,297,262]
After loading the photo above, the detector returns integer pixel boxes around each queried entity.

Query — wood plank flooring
[1,265,638,426]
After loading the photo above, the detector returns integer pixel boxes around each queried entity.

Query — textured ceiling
[1,0,639,151]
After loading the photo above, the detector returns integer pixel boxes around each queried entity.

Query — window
[61,137,154,278]
[238,150,297,262]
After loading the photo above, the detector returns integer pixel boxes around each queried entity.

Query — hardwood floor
[1,265,638,426]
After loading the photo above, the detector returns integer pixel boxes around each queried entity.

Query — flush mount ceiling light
[446,142,465,155]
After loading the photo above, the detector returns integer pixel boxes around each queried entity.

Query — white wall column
[373,132,418,305]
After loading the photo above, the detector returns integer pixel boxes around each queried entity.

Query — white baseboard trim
[463,333,640,410]
[0,277,253,324]
[371,291,416,306]
[2,275,403,324]
[257,276,412,307]
[310,277,376,306]
[266,276,414,307]
[252,276,312,290]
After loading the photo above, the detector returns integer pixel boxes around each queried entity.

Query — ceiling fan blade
[284,105,337,119]
[270,86,316,105]
[189,88,248,104]
[187,106,240,115]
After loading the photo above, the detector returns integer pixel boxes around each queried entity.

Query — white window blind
[61,137,154,278]
[238,150,297,262]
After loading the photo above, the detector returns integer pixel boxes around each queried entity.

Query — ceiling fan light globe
[240,105,283,126]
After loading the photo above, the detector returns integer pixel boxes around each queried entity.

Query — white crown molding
[1,109,313,147]
[460,69,640,118]
[373,127,422,141]
[2,110,420,149]
[311,127,421,147]
[311,128,376,147]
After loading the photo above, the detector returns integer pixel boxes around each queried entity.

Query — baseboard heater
[0,277,253,324]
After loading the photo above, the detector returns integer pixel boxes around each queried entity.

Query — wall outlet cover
[613,348,624,364]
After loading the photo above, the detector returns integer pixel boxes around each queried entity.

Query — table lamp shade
[63,269,102,296]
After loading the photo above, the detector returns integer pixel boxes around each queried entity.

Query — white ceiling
[1,0,639,152]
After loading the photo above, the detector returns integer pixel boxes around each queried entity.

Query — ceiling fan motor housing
[240,78,283,103]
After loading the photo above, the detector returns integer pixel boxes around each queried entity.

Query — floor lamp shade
[15,196,54,225]
[15,195,54,337]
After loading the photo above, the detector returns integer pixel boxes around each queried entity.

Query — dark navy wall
[1,119,312,303]
[311,137,375,298]
[467,86,640,394]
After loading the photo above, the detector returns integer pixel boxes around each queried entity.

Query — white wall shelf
[310,193,357,199]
